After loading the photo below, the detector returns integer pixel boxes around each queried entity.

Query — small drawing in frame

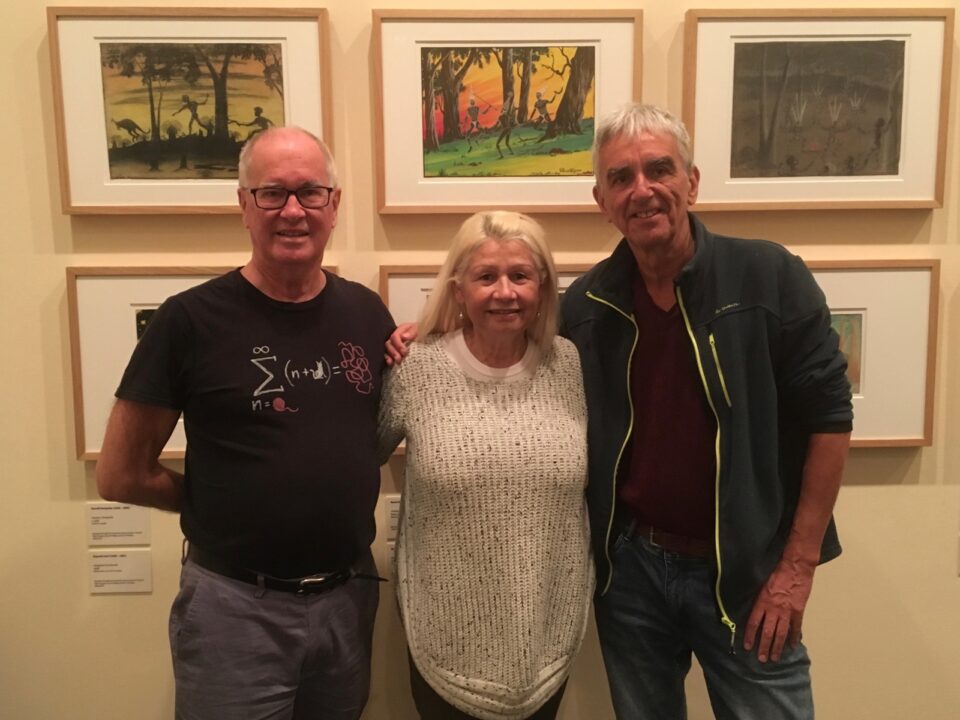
[830,311,864,394]
[134,306,159,340]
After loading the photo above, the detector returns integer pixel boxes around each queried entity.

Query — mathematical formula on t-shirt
[249,340,374,412]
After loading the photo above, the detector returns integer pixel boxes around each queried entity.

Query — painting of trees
[101,44,195,167]
[730,39,905,178]
[539,47,595,139]
[419,44,596,178]
[100,41,285,179]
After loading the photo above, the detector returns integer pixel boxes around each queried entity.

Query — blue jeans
[594,522,813,720]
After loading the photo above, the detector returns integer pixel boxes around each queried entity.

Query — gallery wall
[1,1,959,718]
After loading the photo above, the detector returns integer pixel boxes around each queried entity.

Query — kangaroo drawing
[112,118,147,141]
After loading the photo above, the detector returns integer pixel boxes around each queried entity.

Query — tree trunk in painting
[757,46,791,176]
[499,47,515,126]
[516,49,533,123]
[143,75,161,170]
[195,47,233,143]
[437,50,478,142]
[422,51,440,152]
[542,46,594,139]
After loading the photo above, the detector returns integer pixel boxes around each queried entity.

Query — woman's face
[454,239,542,342]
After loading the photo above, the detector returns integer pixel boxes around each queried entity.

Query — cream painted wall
[1,1,958,718]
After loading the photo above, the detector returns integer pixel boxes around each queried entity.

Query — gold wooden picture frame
[808,259,940,447]
[48,7,332,214]
[66,266,232,460]
[683,9,954,210]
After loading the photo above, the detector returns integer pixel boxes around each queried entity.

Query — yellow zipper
[586,291,638,596]
[709,334,733,408]
[676,287,737,649]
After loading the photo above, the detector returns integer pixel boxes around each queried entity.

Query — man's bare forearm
[96,400,184,513]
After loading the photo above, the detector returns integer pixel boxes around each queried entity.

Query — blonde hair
[419,211,559,351]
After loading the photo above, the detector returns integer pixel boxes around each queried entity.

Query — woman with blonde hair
[378,211,592,720]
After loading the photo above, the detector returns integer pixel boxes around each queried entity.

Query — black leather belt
[187,545,383,594]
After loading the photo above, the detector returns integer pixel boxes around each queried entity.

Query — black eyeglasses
[244,185,335,209]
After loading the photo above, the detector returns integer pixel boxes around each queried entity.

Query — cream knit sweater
[378,333,593,720]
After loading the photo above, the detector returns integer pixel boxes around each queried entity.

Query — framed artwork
[379,263,595,324]
[683,9,954,210]
[379,265,440,325]
[48,7,332,214]
[372,10,642,213]
[66,266,231,460]
[808,259,939,447]
[557,264,593,294]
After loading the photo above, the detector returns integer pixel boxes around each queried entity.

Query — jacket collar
[674,213,715,316]
[585,236,637,313]
[588,213,712,310]
[678,213,712,282]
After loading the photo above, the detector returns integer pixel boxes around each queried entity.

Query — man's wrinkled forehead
[598,132,683,174]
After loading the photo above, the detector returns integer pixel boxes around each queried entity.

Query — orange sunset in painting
[420,45,596,178]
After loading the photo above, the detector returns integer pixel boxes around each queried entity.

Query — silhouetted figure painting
[532,91,560,127]
[173,95,211,137]
[229,106,274,141]
[463,98,493,151]
[112,118,147,141]
[495,91,516,159]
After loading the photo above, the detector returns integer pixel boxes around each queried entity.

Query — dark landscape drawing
[730,39,904,178]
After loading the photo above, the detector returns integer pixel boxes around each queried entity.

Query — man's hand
[742,557,816,663]
[384,323,418,365]
[743,431,849,663]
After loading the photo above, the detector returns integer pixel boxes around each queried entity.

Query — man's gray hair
[237,126,339,188]
[592,103,693,184]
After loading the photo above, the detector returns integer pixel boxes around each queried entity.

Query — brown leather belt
[635,523,714,560]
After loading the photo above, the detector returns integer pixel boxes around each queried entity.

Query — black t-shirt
[117,269,395,576]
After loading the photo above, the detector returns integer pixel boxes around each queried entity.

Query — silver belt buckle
[298,573,334,593]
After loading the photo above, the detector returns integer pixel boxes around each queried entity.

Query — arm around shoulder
[95,399,184,512]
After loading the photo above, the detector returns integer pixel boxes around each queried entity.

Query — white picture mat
[693,18,945,204]
[70,270,225,459]
[379,18,636,208]
[56,17,323,208]
[812,266,932,443]
[385,273,438,325]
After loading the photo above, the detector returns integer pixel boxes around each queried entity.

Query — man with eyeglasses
[96,127,395,720]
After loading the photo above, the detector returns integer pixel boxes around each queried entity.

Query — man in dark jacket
[560,103,852,719]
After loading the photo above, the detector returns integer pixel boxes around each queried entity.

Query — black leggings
[408,653,567,720]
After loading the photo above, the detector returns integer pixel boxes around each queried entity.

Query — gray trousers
[169,551,379,720]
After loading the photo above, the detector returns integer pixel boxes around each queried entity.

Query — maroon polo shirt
[618,273,716,542]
